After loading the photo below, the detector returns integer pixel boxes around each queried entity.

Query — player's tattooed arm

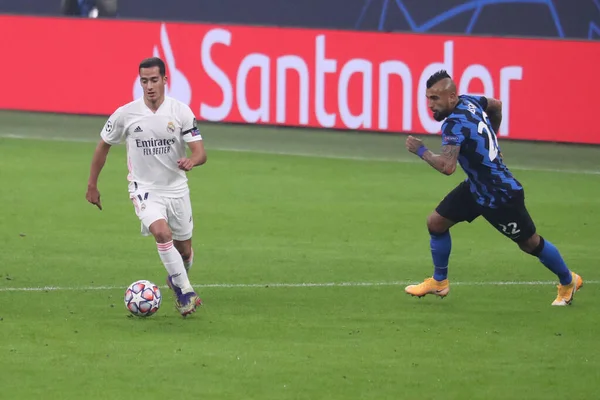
[421,145,460,175]
[405,135,459,175]
[485,98,503,134]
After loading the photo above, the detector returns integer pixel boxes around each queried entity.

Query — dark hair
[139,57,166,76]
[426,70,452,89]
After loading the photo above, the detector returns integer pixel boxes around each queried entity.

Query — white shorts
[130,190,194,241]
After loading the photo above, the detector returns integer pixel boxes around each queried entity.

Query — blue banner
[1,0,598,40]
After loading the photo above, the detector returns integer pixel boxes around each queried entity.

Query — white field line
[2,133,600,175]
[0,280,597,292]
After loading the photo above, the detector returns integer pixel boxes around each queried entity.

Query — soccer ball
[124,280,162,317]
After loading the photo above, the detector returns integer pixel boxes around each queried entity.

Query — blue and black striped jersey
[441,95,523,208]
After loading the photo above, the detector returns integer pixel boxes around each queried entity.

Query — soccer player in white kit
[86,57,206,317]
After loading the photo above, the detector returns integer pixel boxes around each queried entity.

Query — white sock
[157,241,193,294]
[183,249,194,271]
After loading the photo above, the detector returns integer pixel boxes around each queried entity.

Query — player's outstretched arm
[405,135,459,176]
[86,140,112,210]
[485,98,502,134]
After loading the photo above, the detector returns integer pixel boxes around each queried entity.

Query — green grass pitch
[0,110,599,399]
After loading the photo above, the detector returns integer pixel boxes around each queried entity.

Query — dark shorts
[435,181,536,242]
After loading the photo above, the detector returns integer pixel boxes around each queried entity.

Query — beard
[432,109,449,122]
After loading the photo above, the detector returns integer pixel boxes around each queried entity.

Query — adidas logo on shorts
[134,126,143,133]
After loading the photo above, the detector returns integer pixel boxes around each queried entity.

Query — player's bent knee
[148,220,173,243]
[427,211,452,234]
[153,230,172,244]
[517,233,541,255]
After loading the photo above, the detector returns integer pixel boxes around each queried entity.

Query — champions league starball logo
[355,0,600,39]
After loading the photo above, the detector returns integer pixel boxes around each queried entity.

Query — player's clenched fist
[177,158,194,171]
[405,135,424,154]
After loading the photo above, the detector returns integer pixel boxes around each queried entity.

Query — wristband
[417,145,428,158]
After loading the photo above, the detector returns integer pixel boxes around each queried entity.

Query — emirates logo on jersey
[133,24,192,106]
[136,138,176,156]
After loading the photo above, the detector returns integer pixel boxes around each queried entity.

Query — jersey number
[499,222,520,235]
[478,111,499,161]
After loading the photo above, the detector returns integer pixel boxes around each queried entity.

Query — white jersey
[100,96,202,197]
